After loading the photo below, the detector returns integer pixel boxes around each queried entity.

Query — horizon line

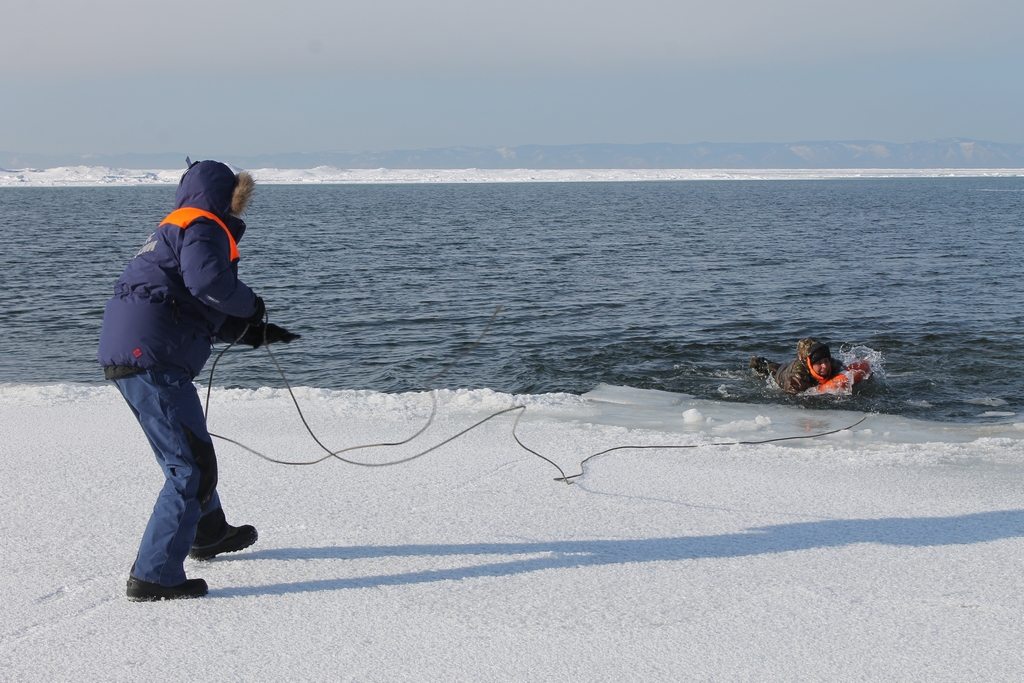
[3,167,1023,188]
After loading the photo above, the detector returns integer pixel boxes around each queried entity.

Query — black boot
[189,524,258,561]
[126,576,208,601]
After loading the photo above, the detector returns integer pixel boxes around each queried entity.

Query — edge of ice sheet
[579,383,1024,448]
[4,382,1023,453]
[2,166,1023,186]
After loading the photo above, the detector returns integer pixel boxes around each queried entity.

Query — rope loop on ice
[203,306,867,484]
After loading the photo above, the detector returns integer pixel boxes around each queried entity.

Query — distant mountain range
[3,139,1023,170]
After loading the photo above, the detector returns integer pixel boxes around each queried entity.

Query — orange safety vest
[159,208,240,261]
[807,357,832,384]
[807,358,872,392]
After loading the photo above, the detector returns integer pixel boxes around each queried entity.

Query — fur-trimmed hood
[231,171,254,216]
[175,160,254,221]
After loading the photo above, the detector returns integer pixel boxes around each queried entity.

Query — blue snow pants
[114,368,223,586]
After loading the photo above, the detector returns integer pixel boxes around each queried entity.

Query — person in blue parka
[99,159,299,601]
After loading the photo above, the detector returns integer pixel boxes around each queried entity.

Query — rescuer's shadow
[207,509,1024,598]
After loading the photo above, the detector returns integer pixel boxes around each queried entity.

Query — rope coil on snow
[203,307,868,484]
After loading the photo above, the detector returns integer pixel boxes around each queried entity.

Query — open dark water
[1,178,1022,422]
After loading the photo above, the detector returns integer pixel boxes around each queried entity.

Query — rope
[546,416,868,482]
[202,307,868,484]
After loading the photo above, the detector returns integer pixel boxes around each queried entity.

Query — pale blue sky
[2,0,1021,154]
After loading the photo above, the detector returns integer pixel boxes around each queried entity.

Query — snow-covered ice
[2,382,1023,681]
[1,166,1022,187]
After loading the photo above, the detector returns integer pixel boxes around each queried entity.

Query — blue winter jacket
[98,161,260,378]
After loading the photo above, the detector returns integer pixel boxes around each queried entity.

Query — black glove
[241,323,301,349]
[245,296,266,325]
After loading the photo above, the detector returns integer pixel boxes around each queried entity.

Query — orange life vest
[160,208,240,261]
[807,357,832,384]
[807,359,872,392]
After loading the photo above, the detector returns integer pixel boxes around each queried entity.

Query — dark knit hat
[807,342,831,364]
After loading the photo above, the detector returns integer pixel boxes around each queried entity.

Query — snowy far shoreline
[1,166,1023,187]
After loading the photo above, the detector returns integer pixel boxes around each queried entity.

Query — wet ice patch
[712,415,773,434]
[583,383,690,406]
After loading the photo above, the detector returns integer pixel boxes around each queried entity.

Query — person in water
[98,160,300,601]
[750,337,844,394]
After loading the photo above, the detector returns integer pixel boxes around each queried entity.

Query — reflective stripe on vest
[160,208,240,261]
